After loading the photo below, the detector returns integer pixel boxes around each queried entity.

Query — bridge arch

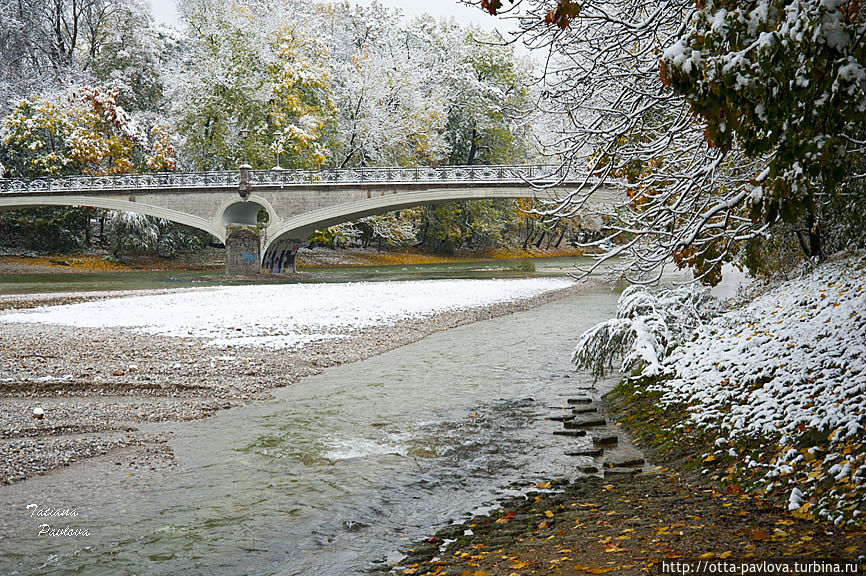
[214,195,278,228]
[0,195,224,241]
[261,186,549,260]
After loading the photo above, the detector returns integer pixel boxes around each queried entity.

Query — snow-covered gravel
[1,278,573,348]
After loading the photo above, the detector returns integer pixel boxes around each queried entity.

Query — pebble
[552,430,587,437]
[593,434,619,446]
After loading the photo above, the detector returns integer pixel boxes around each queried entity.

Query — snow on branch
[573,284,719,379]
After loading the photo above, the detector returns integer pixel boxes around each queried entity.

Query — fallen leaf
[749,528,769,542]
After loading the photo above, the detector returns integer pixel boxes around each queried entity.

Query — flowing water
[0,281,624,575]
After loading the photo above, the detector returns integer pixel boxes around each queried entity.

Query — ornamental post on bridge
[225,164,262,276]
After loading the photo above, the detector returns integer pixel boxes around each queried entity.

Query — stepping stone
[572,406,599,414]
[592,434,619,446]
[553,430,587,438]
[564,417,607,429]
[565,448,603,457]
[546,414,575,422]
[604,458,645,468]
[578,465,599,474]
[604,467,640,478]
[567,398,593,405]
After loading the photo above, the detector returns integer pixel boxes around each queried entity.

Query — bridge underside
[0,180,621,274]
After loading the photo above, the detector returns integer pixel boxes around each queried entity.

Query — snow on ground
[0,278,573,348]
[655,256,865,451]
[652,256,865,525]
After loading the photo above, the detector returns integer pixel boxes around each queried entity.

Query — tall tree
[466,0,866,281]
[661,0,866,260]
[175,0,335,170]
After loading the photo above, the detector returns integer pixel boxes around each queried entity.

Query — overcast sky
[147,0,505,31]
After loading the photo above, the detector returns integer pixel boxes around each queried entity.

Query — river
[0,255,594,294]
[0,267,626,575]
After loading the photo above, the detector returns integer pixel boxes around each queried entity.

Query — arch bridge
[0,164,622,274]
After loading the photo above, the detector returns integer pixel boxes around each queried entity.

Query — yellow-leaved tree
[269,24,336,170]
[0,87,139,177]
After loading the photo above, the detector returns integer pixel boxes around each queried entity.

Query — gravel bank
[0,280,594,485]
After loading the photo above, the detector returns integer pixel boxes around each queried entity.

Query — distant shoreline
[0,246,589,276]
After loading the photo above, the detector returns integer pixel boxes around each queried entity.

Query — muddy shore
[396,391,865,575]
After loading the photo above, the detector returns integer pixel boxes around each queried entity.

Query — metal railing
[0,164,609,195]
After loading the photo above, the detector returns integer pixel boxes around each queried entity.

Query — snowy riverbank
[1,278,573,348]
[599,254,865,528]
[0,277,581,484]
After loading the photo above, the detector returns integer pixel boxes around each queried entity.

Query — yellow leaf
[720,551,733,559]
[537,481,551,489]
[791,503,813,520]
[703,454,716,462]
[698,552,715,560]
[544,510,554,518]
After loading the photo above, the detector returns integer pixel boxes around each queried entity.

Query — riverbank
[399,472,864,575]
[0,246,586,276]
[0,278,590,485]
[398,255,866,574]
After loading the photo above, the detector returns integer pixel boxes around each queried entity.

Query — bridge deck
[0,164,614,195]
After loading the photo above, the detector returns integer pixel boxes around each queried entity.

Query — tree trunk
[553,227,566,248]
[534,230,546,249]
[522,227,535,250]
[795,206,824,261]
[466,127,478,165]
[414,211,430,248]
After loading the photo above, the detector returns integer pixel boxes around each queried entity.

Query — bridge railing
[0,164,608,194]
[0,171,241,194]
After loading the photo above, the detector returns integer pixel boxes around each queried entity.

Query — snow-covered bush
[573,284,719,378]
